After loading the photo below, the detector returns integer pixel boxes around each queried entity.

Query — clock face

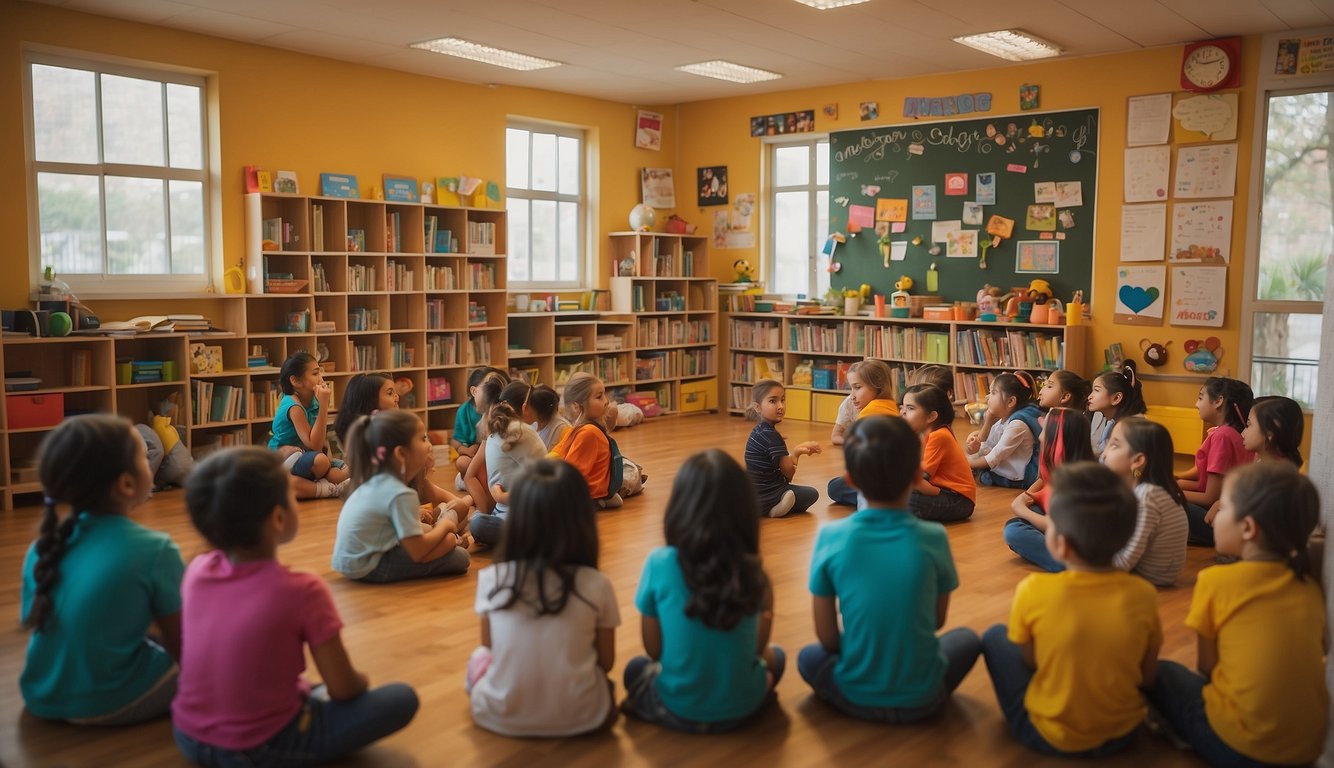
[1185,44,1231,89]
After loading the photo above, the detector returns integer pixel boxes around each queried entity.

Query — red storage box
[7,393,64,430]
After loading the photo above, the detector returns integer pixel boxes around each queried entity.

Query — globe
[48,311,73,337]
[629,204,656,232]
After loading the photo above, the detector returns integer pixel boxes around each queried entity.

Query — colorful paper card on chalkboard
[911,186,937,219]
[976,173,996,204]
[849,204,875,229]
[962,202,984,226]
[946,229,978,259]
[320,173,359,199]
[944,173,968,195]
[383,175,419,203]
[876,198,907,222]
[1114,265,1166,325]
[985,215,1015,239]
[1026,204,1057,231]
[1016,241,1059,273]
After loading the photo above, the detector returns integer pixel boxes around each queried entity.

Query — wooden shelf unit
[0,194,506,509]
[722,312,1086,421]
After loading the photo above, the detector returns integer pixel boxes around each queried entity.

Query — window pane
[37,172,103,274]
[815,190,830,298]
[530,200,557,281]
[1251,312,1321,408]
[1258,91,1330,301]
[557,136,580,196]
[506,128,529,189]
[32,64,98,164]
[773,191,810,296]
[166,83,202,170]
[169,180,204,274]
[105,176,167,274]
[530,133,557,192]
[816,141,830,185]
[774,145,809,186]
[102,75,165,166]
[558,201,578,281]
[506,197,530,282]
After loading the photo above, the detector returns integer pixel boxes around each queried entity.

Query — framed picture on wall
[698,166,728,206]
[1015,240,1059,273]
[636,110,663,151]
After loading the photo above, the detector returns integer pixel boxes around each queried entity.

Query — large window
[768,138,830,298]
[506,123,584,287]
[1246,89,1330,408]
[25,53,209,291]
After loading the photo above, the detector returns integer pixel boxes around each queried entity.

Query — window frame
[22,47,214,295]
[1240,30,1334,410]
[764,134,830,299]
[505,120,588,290]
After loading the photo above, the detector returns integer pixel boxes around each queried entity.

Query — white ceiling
[27,0,1334,103]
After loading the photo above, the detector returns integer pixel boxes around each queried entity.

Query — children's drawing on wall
[636,110,663,151]
[860,101,879,121]
[697,166,728,206]
[1170,200,1232,263]
[1033,182,1056,203]
[823,103,838,119]
[1015,241,1059,273]
[1114,265,1166,325]
[1058,209,1076,229]
[962,202,983,226]
[1054,181,1082,207]
[944,173,968,196]
[641,168,675,209]
[1026,203,1057,231]
[911,185,936,219]
[1019,83,1040,111]
[1170,265,1227,327]
[713,193,756,249]
[946,229,978,259]
[975,173,996,204]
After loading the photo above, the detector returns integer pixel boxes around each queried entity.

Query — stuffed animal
[1026,278,1054,304]
[733,258,755,283]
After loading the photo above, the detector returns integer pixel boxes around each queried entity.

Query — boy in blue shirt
[799,415,981,722]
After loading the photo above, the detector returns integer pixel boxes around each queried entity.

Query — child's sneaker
[768,490,796,518]
[454,474,467,492]
[314,479,339,498]
[597,493,623,510]
[332,478,352,499]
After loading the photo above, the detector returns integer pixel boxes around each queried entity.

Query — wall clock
[1181,38,1241,91]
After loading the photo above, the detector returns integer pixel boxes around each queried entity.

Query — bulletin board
[827,108,1099,305]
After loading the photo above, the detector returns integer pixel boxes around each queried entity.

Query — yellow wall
[0,0,675,304]
[676,42,1261,407]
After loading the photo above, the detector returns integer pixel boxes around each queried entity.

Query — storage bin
[679,378,716,413]
[813,392,847,424]
[1146,404,1205,455]
[7,393,64,430]
[784,387,811,421]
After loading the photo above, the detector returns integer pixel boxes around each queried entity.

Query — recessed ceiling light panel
[792,0,872,9]
[952,29,1062,61]
[410,37,562,71]
[675,60,782,84]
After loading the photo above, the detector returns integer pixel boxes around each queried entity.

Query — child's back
[333,472,424,577]
[486,422,547,514]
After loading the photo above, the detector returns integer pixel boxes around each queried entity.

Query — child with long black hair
[1101,417,1189,587]
[623,449,783,732]
[269,351,349,498]
[1087,361,1145,458]
[1241,395,1304,467]
[1177,377,1255,547]
[467,459,620,736]
[20,414,183,725]
[173,447,418,763]
[1003,407,1095,572]
[527,383,571,451]
[965,371,1042,488]
[1148,462,1327,766]
[899,384,975,522]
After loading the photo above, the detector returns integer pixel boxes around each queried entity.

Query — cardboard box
[7,393,64,430]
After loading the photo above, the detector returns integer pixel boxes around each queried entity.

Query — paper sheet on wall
[1173,93,1239,143]
[1114,264,1166,325]
[1171,200,1233,263]
[946,229,977,259]
[1126,93,1173,146]
[1124,145,1170,202]
[891,241,907,261]
[1170,265,1227,327]
[1119,203,1167,262]
[931,220,961,243]
[1054,181,1083,208]
[1173,143,1237,199]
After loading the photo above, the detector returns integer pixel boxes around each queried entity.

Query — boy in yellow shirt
[981,462,1161,756]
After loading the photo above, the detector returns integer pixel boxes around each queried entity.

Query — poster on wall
[1120,203,1167,262]
[641,168,675,209]
[1174,143,1238,198]
[636,110,663,151]
[1171,200,1233,263]
[1114,265,1166,325]
[1124,145,1170,202]
[698,166,728,206]
[1170,265,1227,327]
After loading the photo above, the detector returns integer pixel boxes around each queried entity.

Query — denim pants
[469,511,504,547]
[796,627,980,723]
[759,484,820,515]
[980,625,1135,756]
[355,543,470,583]
[1003,517,1065,573]
[909,487,975,522]
[1186,503,1215,547]
[976,469,1027,489]
[173,683,419,767]
[621,648,785,733]
[826,476,859,506]
[1147,661,1274,768]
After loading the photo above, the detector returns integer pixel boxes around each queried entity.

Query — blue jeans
[173,683,418,767]
[1147,661,1273,768]
[981,625,1136,756]
[622,648,785,733]
[826,476,859,506]
[909,487,975,522]
[355,543,470,583]
[1003,517,1065,573]
[1186,502,1215,547]
[797,627,980,723]
[469,511,504,547]
[976,469,1027,488]
[759,484,819,515]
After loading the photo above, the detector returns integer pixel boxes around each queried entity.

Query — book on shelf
[510,366,541,385]
[469,334,492,365]
[69,348,91,387]
[312,204,325,251]
[427,377,451,405]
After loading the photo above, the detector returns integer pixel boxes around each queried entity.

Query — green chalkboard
[827,108,1098,306]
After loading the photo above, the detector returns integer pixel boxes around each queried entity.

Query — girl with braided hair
[20,414,184,725]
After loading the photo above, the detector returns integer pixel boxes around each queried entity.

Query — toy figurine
[1025,278,1054,305]
[977,284,1005,318]
[733,258,755,283]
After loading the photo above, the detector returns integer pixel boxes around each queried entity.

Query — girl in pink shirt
[1177,377,1254,547]
[173,447,418,764]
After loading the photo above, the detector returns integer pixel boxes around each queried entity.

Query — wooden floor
[0,413,1214,767]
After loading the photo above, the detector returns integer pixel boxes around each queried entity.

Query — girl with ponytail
[20,414,184,725]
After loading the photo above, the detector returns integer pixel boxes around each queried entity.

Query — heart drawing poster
[1114,265,1166,326]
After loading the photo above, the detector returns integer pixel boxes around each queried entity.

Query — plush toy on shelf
[733,258,755,283]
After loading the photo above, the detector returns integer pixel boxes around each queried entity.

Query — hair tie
[1122,365,1136,386]
[375,445,386,463]
[1013,370,1033,389]
[1233,402,1245,424]
[371,408,380,416]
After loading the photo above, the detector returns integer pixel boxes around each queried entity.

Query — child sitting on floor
[965,372,1041,489]
[269,352,349,499]
[898,384,975,522]
[744,379,821,518]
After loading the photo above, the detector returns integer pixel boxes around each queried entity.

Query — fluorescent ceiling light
[953,29,1062,61]
[410,37,562,71]
[675,60,782,84]
[792,0,871,8]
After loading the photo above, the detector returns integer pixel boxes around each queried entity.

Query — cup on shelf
[873,294,885,317]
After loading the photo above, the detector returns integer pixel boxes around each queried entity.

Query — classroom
[2,0,1333,765]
